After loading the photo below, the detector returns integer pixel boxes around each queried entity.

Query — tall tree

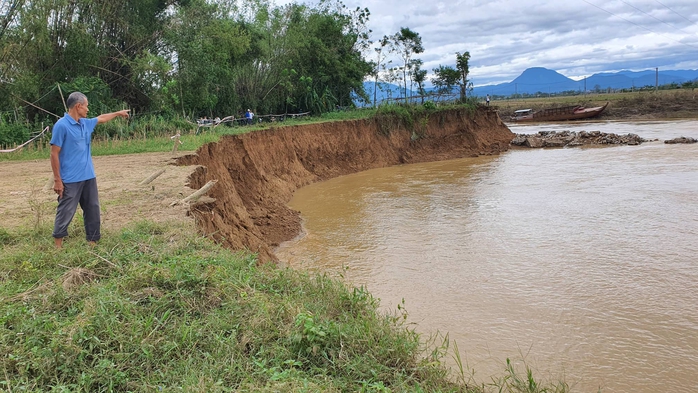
[371,35,391,107]
[455,51,470,102]
[266,1,372,114]
[391,27,423,102]
[166,0,251,116]
[410,59,427,104]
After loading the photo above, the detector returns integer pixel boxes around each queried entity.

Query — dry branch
[171,180,218,206]
[139,168,166,185]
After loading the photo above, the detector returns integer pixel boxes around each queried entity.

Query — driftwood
[140,168,166,185]
[171,180,218,206]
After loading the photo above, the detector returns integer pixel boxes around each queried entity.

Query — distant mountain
[474,67,698,97]
[361,67,698,104]
[361,82,409,106]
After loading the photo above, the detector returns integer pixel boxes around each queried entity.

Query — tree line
[0,0,374,120]
[0,0,472,145]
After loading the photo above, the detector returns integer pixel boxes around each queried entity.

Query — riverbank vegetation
[1,0,481,152]
[1,102,486,162]
[1,219,569,392]
[0,0,374,148]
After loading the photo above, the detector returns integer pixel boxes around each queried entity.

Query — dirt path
[0,152,198,233]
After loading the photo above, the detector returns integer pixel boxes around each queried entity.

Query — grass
[0,109,382,162]
[1,220,448,391]
[0,220,571,392]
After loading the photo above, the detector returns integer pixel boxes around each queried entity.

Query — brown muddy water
[276,120,698,393]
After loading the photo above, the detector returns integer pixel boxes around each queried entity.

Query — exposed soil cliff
[177,107,514,262]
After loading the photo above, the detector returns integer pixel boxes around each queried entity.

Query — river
[275,120,698,392]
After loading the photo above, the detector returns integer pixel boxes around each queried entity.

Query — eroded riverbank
[176,107,513,262]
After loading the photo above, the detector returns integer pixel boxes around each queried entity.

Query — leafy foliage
[391,27,424,102]
[0,0,373,127]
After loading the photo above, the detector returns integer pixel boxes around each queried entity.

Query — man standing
[486,94,490,106]
[50,92,130,248]
[245,109,254,125]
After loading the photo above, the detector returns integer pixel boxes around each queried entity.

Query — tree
[371,35,392,107]
[391,27,423,102]
[167,0,251,116]
[276,1,372,114]
[0,0,374,124]
[455,51,470,101]
[432,65,460,100]
[410,59,427,104]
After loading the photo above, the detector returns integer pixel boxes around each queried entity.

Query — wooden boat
[512,102,608,122]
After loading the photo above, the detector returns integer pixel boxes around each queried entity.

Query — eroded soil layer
[177,107,514,262]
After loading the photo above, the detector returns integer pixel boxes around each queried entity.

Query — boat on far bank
[512,102,608,122]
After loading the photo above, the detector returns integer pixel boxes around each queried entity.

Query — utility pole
[655,67,659,91]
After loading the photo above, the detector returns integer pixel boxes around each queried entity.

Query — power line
[653,0,697,26]
[581,0,698,50]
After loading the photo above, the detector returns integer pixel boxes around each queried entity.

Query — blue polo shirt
[50,113,99,183]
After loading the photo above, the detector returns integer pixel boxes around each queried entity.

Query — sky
[274,0,698,86]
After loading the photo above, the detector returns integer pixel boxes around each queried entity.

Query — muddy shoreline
[177,108,514,262]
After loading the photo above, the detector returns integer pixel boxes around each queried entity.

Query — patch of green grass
[373,102,478,139]
[0,220,571,392]
[0,131,230,161]
[0,220,462,392]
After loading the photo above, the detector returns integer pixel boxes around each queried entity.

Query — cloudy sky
[277,0,698,86]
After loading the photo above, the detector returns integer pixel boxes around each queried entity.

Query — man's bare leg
[54,237,63,249]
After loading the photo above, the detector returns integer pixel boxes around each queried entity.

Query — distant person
[486,94,490,106]
[50,92,130,248]
[245,109,254,125]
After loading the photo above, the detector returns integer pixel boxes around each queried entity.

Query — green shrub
[0,121,29,147]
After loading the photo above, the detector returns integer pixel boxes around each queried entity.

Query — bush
[0,121,29,148]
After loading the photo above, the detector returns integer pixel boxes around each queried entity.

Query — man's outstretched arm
[97,109,130,124]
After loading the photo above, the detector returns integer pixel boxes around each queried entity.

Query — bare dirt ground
[0,152,198,233]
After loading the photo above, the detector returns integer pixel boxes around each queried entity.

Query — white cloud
[274,0,698,85]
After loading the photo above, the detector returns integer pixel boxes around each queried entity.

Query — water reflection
[276,120,698,392]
